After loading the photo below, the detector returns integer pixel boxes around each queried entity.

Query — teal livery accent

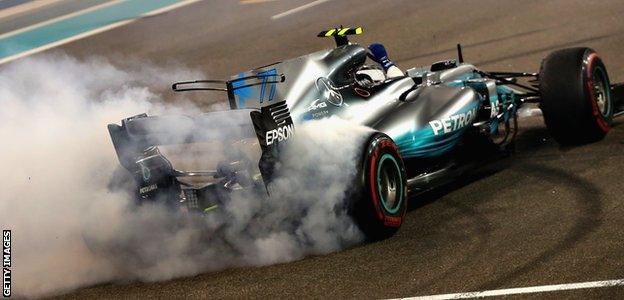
[445,72,480,88]
[394,127,464,158]
[452,77,516,135]
[498,87,516,122]
[391,70,483,159]
[496,86,518,131]
[393,101,480,158]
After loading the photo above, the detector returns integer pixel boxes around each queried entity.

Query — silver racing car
[108,27,624,239]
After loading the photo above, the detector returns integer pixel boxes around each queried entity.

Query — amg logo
[305,100,327,112]
[429,107,477,136]
[266,124,294,146]
[139,184,157,194]
[3,230,10,297]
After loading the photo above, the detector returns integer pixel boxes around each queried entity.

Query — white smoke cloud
[0,54,366,298]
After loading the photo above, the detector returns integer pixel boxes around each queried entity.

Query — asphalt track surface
[7,0,623,298]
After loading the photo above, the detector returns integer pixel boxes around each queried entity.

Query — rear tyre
[351,132,407,240]
[539,47,613,145]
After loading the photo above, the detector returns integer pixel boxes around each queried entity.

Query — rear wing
[171,68,294,145]
[171,72,286,110]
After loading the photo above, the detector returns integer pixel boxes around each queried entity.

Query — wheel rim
[376,154,403,214]
[591,66,610,117]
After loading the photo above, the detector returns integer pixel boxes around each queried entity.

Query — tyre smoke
[0,54,365,298]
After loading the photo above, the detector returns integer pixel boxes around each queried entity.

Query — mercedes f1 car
[108,27,624,239]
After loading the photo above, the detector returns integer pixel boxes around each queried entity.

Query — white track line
[0,0,61,20]
[0,0,125,39]
[141,0,203,17]
[399,278,624,300]
[240,0,276,4]
[271,0,330,20]
[0,0,203,65]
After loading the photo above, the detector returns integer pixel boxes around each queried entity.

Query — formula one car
[108,27,624,239]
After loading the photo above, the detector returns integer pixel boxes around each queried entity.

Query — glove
[368,43,395,71]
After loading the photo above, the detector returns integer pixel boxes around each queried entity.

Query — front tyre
[539,47,613,145]
[351,132,407,240]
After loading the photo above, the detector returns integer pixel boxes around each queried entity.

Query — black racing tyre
[539,47,613,145]
[351,132,407,240]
